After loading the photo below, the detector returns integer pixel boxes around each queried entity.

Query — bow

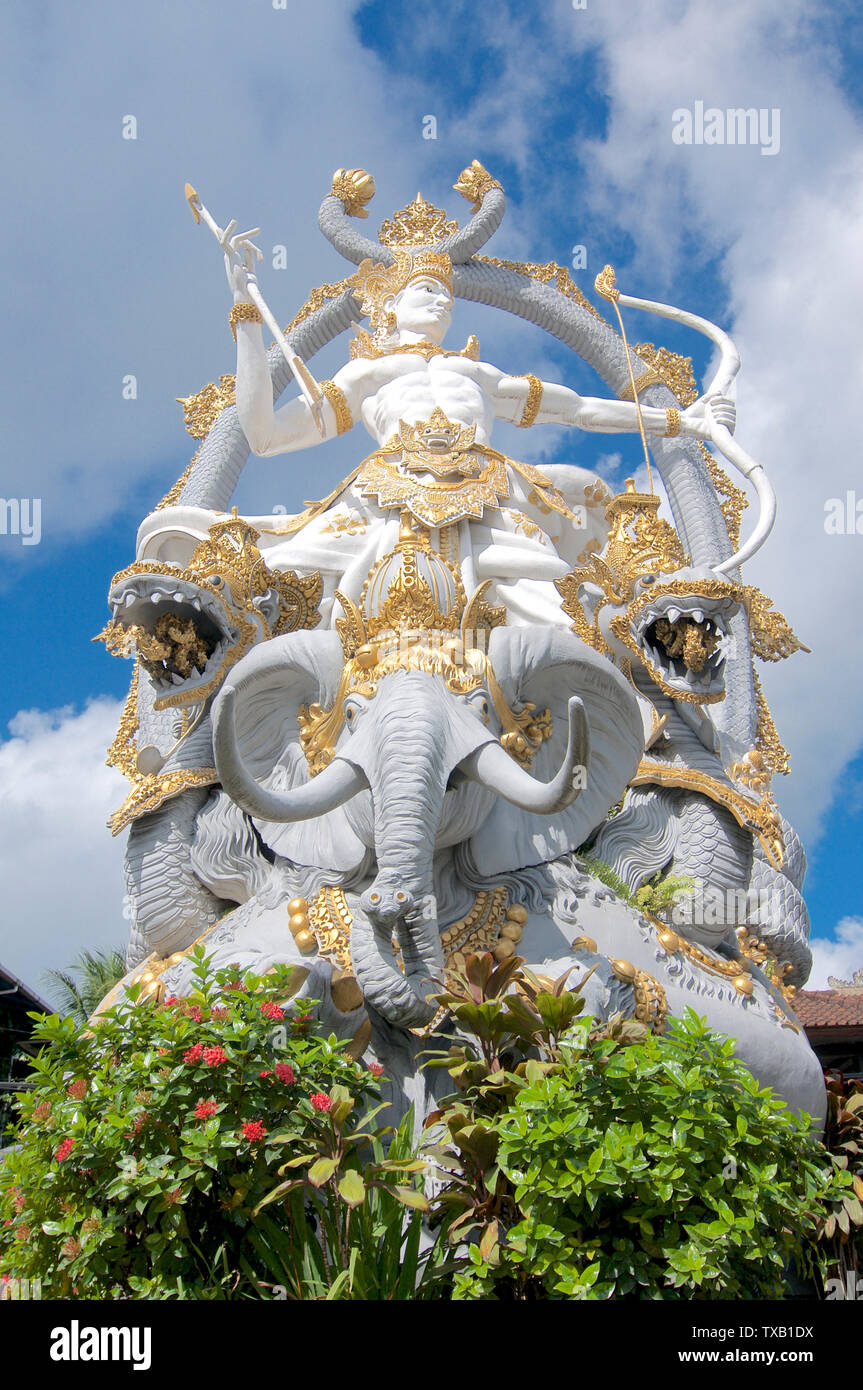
[596,267,775,575]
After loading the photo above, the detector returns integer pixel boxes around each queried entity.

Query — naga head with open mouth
[96,515,323,710]
[557,479,744,704]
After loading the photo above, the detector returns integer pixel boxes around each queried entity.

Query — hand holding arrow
[185,183,325,437]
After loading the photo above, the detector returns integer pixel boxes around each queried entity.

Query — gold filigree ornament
[378,194,458,248]
[743,587,810,664]
[452,159,503,213]
[296,522,550,778]
[355,409,574,530]
[619,344,698,406]
[356,440,510,528]
[698,442,748,550]
[99,516,322,713]
[331,168,376,219]
[556,480,745,705]
[475,254,607,325]
[99,518,323,832]
[176,374,237,440]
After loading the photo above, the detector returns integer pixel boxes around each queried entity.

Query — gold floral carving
[109,769,219,837]
[698,443,748,550]
[633,761,785,868]
[105,666,141,781]
[308,887,355,973]
[331,168,376,219]
[736,927,797,1005]
[452,160,503,213]
[745,588,809,664]
[356,445,511,527]
[617,368,664,401]
[486,666,552,770]
[612,961,668,1032]
[378,194,458,247]
[630,344,698,406]
[475,254,607,324]
[176,374,237,439]
[319,508,367,536]
[349,333,478,362]
[286,279,357,332]
[155,449,200,511]
[751,670,791,778]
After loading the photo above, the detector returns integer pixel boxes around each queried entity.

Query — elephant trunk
[350,713,448,1028]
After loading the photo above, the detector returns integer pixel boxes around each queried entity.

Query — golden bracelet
[229,302,263,340]
[517,374,543,428]
[664,407,681,438]
[319,380,353,435]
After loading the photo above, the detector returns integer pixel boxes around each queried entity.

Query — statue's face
[391,276,454,342]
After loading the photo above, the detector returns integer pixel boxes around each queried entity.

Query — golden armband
[319,380,353,436]
[229,302,263,340]
[517,373,543,428]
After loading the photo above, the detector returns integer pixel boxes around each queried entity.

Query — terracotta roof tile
[794,990,863,1029]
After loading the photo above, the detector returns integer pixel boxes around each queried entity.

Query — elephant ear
[470,625,645,876]
[219,630,368,873]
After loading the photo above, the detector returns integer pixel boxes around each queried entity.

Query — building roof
[794,989,863,1030]
[0,961,52,1019]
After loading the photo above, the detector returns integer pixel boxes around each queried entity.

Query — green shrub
[424,954,843,1301]
[0,952,390,1299]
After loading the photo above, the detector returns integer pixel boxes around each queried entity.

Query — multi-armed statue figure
[96,163,824,1122]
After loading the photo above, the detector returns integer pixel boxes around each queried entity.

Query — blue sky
[1,0,862,988]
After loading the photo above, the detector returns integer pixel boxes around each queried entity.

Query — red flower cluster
[66,1077,88,1100]
[310,1093,332,1113]
[293,1013,314,1031]
[260,1001,284,1021]
[367,1063,385,1078]
[209,1006,229,1022]
[274,1063,295,1085]
[241,1120,267,1142]
[187,1005,204,1024]
[183,1043,204,1064]
[54,1138,75,1163]
[259,1069,272,1079]
[163,995,180,1007]
[193,1100,217,1121]
[203,1046,228,1067]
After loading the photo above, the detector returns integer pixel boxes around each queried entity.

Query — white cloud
[0,701,128,994]
[808,917,863,989]
[537,0,863,848]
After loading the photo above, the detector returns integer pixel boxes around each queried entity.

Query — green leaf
[337,1170,366,1207]
[307,1157,338,1188]
[387,1185,429,1212]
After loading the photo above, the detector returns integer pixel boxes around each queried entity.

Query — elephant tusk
[213,685,368,821]
[460,696,590,814]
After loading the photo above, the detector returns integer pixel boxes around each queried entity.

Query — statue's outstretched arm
[495,374,734,441]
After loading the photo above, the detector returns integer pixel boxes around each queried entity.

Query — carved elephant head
[211,625,644,1027]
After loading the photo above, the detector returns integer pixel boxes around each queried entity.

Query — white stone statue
[96,164,824,1129]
